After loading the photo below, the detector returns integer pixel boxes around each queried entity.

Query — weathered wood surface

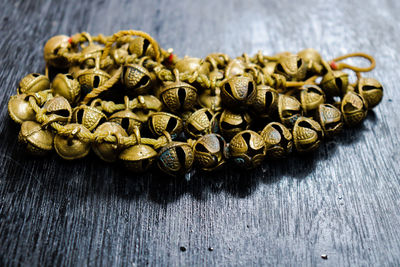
[0,0,400,266]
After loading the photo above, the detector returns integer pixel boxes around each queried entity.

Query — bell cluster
[7,31,384,176]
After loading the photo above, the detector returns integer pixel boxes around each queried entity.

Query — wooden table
[1,0,399,266]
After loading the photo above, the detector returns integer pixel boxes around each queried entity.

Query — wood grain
[1,0,400,266]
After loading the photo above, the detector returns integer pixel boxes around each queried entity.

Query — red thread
[330,61,338,70]
[68,37,73,44]
[168,54,174,63]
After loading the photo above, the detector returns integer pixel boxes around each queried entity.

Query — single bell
[315,104,343,138]
[54,124,91,160]
[297,48,323,75]
[18,73,50,94]
[132,95,163,122]
[292,117,324,153]
[79,44,103,66]
[121,64,152,94]
[262,62,277,76]
[225,58,246,78]
[159,80,197,112]
[157,141,194,176]
[108,97,142,134]
[129,37,157,58]
[229,130,266,169]
[221,75,256,109]
[8,94,36,124]
[18,121,54,155]
[43,96,72,125]
[72,104,107,131]
[299,85,326,114]
[248,85,279,116]
[278,94,302,127]
[219,109,252,140]
[77,68,110,94]
[185,108,219,138]
[320,70,348,97]
[198,89,222,112]
[193,134,228,171]
[341,91,368,126]
[275,53,307,81]
[148,112,183,138]
[92,122,128,162]
[355,77,383,109]
[43,35,71,68]
[260,122,293,159]
[51,73,81,104]
[175,57,211,76]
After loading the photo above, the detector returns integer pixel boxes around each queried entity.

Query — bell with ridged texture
[221,75,256,110]
[175,57,211,76]
[248,85,279,117]
[129,37,157,58]
[278,94,302,127]
[77,68,110,95]
[355,77,383,109]
[72,102,107,131]
[43,96,72,125]
[119,127,158,173]
[299,85,326,114]
[54,124,91,160]
[52,73,81,104]
[293,117,324,153]
[229,130,266,169]
[18,121,54,155]
[8,94,36,124]
[18,73,50,94]
[193,134,228,171]
[341,91,368,126]
[185,108,219,138]
[275,53,307,81]
[109,97,142,134]
[315,104,343,138]
[260,122,293,159]
[121,63,152,95]
[320,70,349,97]
[43,35,71,68]
[297,48,323,75]
[148,112,183,138]
[219,109,252,140]
[92,122,128,162]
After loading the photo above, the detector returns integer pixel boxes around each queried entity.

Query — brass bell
[148,112,183,138]
[297,48,323,75]
[278,94,302,127]
[129,37,157,58]
[51,73,81,104]
[18,73,50,94]
[320,70,349,97]
[157,140,194,176]
[262,62,277,76]
[92,122,128,162]
[109,97,142,134]
[260,122,293,159]
[193,134,228,171]
[77,68,111,94]
[175,57,211,76]
[292,117,324,153]
[121,63,152,94]
[111,43,129,65]
[229,130,266,169]
[43,96,72,125]
[185,108,219,138]
[132,95,163,122]
[275,53,307,81]
[79,44,103,67]
[221,75,256,109]
[315,104,343,138]
[8,94,36,124]
[119,127,157,172]
[299,85,326,114]
[355,77,383,109]
[43,35,71,68]
[341,91,368,126]
[159,77,197,112]
[225,58,246,78]
[248,85,279,116]
[54,124,91,160]
[72,103,107,131]
[219,109,252,140]
[197,89,222,112]
[18,121,54,155]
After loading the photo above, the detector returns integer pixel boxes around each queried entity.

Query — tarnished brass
[18,73,50,94]
[225,58,246,78]
[320,71,349,97]
[260,122,293,159]
[157,141,194,176]
[52,73,81,104]
[54,124,91,160]
[299,85,326,113]
[315,104,343,138]
[185,108,219,138]
[122,63,152,94]
[131,95,163,122]
[77,68,110,93]
[356,77,383,109]
[229,130,266,169]
[248,85,279,116]
[175,57,211,76]
[129,37,157,58]
[293,117,324,153]
[43,96,72,124]
[221,75,256,109]
[198,89,222,111]
[193,134,228,171]
[43,35,71,68]
[262,62,277,76]
[148,112,183,138]
[219,109,252,140]
[159,80,197,112]
[109,98,142,134]
[72,104,107,131]
[275,53,307,81]
[8,94,36,124]
[278,94,302,127]
[341,91,368,126]
[92,122,128,162]
[297,48,323,75]
[18,121,54,155]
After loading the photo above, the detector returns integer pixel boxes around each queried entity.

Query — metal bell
[128,37,157,58]
[248,85,279,116]
[221,75,256,109]
[157,141,194,176]
[219,109,252,140]
[43,35,71,68]
[108,98,142,135]
[79,44,103,67]
[278,94,302,127]
[159,80,197,112]
[293,117,324,153]
[175,57,211,76]
[315,103,343,138]
[148,112,183,138]
[54,124,91,160]
[275,53,307,81]
[92,122,128,162]
[197,89,222,112]
[51,73,81,104]
[132,95,163,122]
[193,134,228,171]
[320,71,349,97]
[341,91,368,126]
[18,121,54,155]
[77,68,110,94]
[18,73,50,94]
[185,108,219,138]
[229,130,266,169]
[72,104,107,131]
[8,94,36,124]
[225,58,246,78]
[299,85,326,114]
[260,122,293,159]
[355,77,383,109]
[121,64,152,94]
[262,62,277,76]
[43,96,72,125]
[297,48,323,75]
